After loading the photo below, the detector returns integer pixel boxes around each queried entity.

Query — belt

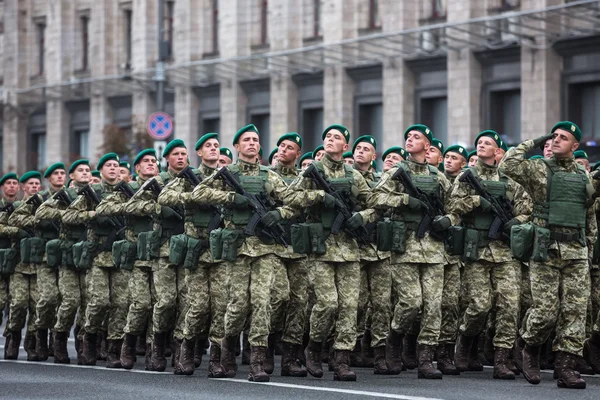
[549,230,581,242]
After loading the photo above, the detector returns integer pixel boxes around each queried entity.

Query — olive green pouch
[183,237,204,270]
[445,226,465,256]
[221,229,243,262]
[20,237,45,264]
[112,240,136,271]
[210,229,223,260]
[291,223,311,255]
[60,242,76,268]
[462,228,480,261]
[45,239,63,268]
[73,241,95,270]
[0,249,18,276]
[510,223,534,262]
[532,226,551,263]
[168,234,189,265]
[72,242,84,269]
[137,231,161,261]
[391,221,407,254]
[376,220,392,252]
[308,223,326,255]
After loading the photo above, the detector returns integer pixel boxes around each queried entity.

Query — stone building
[1,0,600,173]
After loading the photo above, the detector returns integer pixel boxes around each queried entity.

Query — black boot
[402,334,418,370]
[468,334,484,371]
[221,335,239,378]
[373,346,393,375]
[171,338,182,369]
[387,330,404,375]
[74,325,82,363]
[48,331,54,358]
[281,342,307,377]
[106,339,123,368]
[24,333,40,361]
[361,330,375,368]
[150,332,167,372]
[333,350,357,381]
[81,332,98,366]
[53,331,71,364]
[522,344,541,385]
[436,343,459,375]
[305,340,323,378]
[350,339,366,367]
[136,335,147,356]
[264,333,276,374]
[248,346,270,382]
[97,331,107,361]
[417,344,442,379]
[208,344,227,378]
[454,334,473,372]
[176,338,195,375]
[120,333,137,370]
[556,351,586,389]
[35,328,49,361]
[241,333,250,365]
[493,347,516,380]
[4,330,21,360]
[584,332,600,373]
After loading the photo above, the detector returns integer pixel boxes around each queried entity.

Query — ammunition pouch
[73,241,96,270]
[183,237,206,270]
[462,228,480,261]
[510,223,534,262]
[210,229,223,261]
[290,223,326,255]
[0,248,18,276]
[376,221,392,252]
[391,221,407,254]
[45,239,63,268]
[532,225,551,263]
[168,234,189,266]
[221,229,243,262]
[20,237,45,264]
[137,231,161,261]
[60,241,76,269]
[445,226,465,256]
[112,240,137,271]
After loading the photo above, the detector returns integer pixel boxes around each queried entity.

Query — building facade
[1,0,600,173]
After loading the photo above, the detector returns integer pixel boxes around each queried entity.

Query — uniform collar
[355,167,374,181]
[199,163,217,176]
[236,159,260,172]
[551,155,577,169]
[101,179,118,192]
[322,153,344,171]
[275,164,298,176]
[407,157,429,173]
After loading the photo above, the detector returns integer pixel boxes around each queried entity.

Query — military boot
[350,339,366,367]
[436,343,459,375]
[281,342,307,377]
[417,344,442,379]
[48,331,54,358]
[24,333,40,361]
[387,330,404,375]
[361,330,375,368]
[136,335,146,356]
[208,344,227,378]
[4,330,21,360]
[97,330,108,361]
[402,334,418,370]
[556,351,586,389]
[164,331,173,358]
[221,335,239,378]
[264,333,276,374]
[575,356,595,375]
[74,325,82,360]
[328,341,335,371]
[584,332,600,373]
[305,340,324,378]
[333,350,357,381]
[493,347,516,380]
[513,336,525,373]
[53,331,71,364]
[194,338,205,368]
[35,328,49,361]
[241,333,250,365]
[120,333,137,370]
[106,339,123,368]
[468,334,484,371]
[81,332,98,366]
[373,346,393,375]
[321,340,329,364]
[483,332,494,366]
[248,346,270,382]
[522,344,541,385]
[172,338,182,369]
[145,349,154,371]
[150,332,167,372]
[454,334,473,372]
[176,338,195,375]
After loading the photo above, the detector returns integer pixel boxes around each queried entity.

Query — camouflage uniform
[0,198,14,319]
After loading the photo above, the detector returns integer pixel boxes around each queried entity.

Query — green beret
[19,170,42,183]
[371,160,377,170]
[195,133,219,151]
[593,161,600,172]
[438,163,445,172]
[352,135,377,153]
[474,130,502,148]
[574,150,588,160]
[314,145,324,155]
[97,152,120,170]
[299,152,313,164]
[44,162,66,178]
[403,124,433,143]
[342,151,354,159]
[277,132,303,150]
[322,124,350,143]
[467,150,478,162]
[431,138,444,154]
[91,170,101,178]
[134,149,157,166]
[220,147,233,159]
[119,161,131,171]
[69,159,90,174]
[162,139,187,158]
[65,178,72,188]
[233,124,259,145]
[268,148,278,164]
[444,145,468,160]
[0,172,18,186]
[499,140,508,152]
[382,147,407,161]
[529,155,544,160]
[551,121,582,142]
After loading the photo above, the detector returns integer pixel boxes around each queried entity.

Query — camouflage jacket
[356,168,388,262]
[500,140,597,264]
[448,160,532,263]
[270,163,304,260]
[284,154,378,263]
[443,171,461,265]
[367,158,456,265]
[36,182,87,244]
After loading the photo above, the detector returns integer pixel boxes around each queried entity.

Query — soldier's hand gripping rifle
[78,184,126,229]
[54,189,73,207]
[177,166,223,233]
[115,181,136,199]
[458,169,514,242]
[303,163,370,244]
[26,194,43,212]
[391,167,446,240]
[0,203,15,215]
[213,167,288,247]
[141,178,184,220]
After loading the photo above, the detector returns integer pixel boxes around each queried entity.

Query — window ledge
[73,69,90,79]
[251,43,270,52]
[418,15,447,25]
[488,5,520,14]
[30,75,46,86]
[202,51,220,59]
[358,26,382,35]
[303,36,323,45]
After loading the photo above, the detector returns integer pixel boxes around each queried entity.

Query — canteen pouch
[445,226,465,256]
[532,226,551,263]
[0,249,18,276]
[462,228,480,261]
[137,231,161,261]
[376,221,392,252]
[391,221,407,254]
[60,242,76,268]
[308,223,326,255]
[290,223,311,255]
[45,239,63,268]
[183,237,204,270]
[20,237,45,264]
[221,229,243,262]
[74,241,96,270]
[511,223,534,262]
[112,240,136,271]
[168,234,189,265]
[210,229,223,260]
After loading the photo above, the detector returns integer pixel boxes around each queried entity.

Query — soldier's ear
[572,141,580,152]
[460,161,467,169]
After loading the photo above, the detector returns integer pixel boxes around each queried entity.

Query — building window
[80,16,89,71]
[569,82,600,139]
[202,118,220,137]
[250,113,270,159]
[368,0,380,29]
[357,103,383,152]
[30,133,47,170]
[36,23,46,75]
[490,89,521,144]
[421,97,448,144]
[164,1,175,59]
[313,0,321,38]
[74,130,89,159]
[260,0,268,46]
[124,9,133,68]
[431,0,446,19]
[301,107,323,153]
[212,0,219,53]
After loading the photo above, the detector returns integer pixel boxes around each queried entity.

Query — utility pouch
[290,223,311,255]
[210,229,224,260]
[74,241,95,270]
[60,242,76,268]
[168,234,189,265]
[221,229,243,262]
[510,223,534,262]
[391,221,407,254]
[0,249,18,276]
[445,226,465,256]
[137,231,161,261]
[308,223,326,255]
[463,228,480,261]
[183,237,204,270]
[20,237,45,264]
[532,226,551,263]
[112,240,136,271]
[45,239,62,268]
[376,220,392,252]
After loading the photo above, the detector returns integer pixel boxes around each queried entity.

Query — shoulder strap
[427,165,439,175]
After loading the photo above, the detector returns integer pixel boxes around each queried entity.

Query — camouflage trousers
[272,258,308,346]
[362,259,392,348]
[390,263,443,346]
[439,262,461,344]
[521,256,589,356]
[183,261,228,346]
[85,265,130,340]
[54,267,88,334]
[225,255,277,347]
[124,266,154,340]
[309,260,360,351]
[0,276,8,319]
[152,258,187,340]
[357,264,371,341]
[587,268,600,335]
[270,261,290,334]
[7,272,38,333]
[459,259,520,349]
[35,263,59,330]
[520,262,532,329]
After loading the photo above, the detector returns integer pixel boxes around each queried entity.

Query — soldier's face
[314,150,325,161]
[119,167,131,182]
[22,178,41,196]
[353,142,376,165]
[136,156,158,178]
[551,129,579,158]
[468,155,478,167]
[324,130,348,156]
[476,137,497,160]
[101,160,120,183]
[444,153,467,175]
[218,155,232,167]
[1,179,19,197]
[301,159,314,170]
[278,140,301,166]
[576,158,590,172]
[383,153,404,172]
[199,139,220,163]
[425,146,443,166]
[234,132,260,160]
[543,139,553,158]
[405,131,428,154]
[166,147,189,171]
[70,165,91,184]
[49,169,66,187]
[344,157,355,166]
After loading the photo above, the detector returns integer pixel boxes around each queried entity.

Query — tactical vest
[462,167,510,232]
[88,185,116,237]
[0,200,12,249]
[227,165,272,226]
[36,190,60,241]
[159,171,185,236]
[63,188,87,242]
[533,159,589,230]
[313,162,358,231]
[184,170,220,233]
[128,181,154,235]
[393,163,440,228]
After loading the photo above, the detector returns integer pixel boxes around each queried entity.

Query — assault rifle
[177,167,223,234]
[115,181,136,199]
[26,194,43,213]
[0,203,15,215]
[391,167,446,240]
[303,163,370,244]
[54,189,73,207]
[142,178,184,221]
[458,169,514,242]
[213,166,288,247]
[178,166,201,187]
[78,184,126,232]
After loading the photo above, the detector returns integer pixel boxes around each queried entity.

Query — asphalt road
[1,334,599,400]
